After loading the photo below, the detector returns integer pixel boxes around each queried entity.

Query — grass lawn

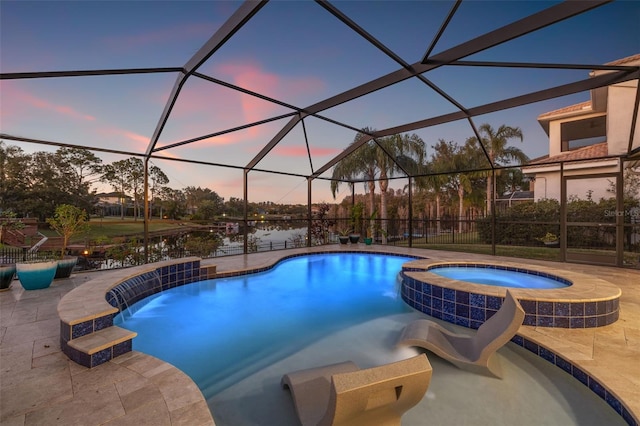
[68,218,199,243]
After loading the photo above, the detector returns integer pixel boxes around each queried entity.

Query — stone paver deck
[1,246,638,425]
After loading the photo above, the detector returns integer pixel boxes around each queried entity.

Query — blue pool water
[430,266,569,289]
[115,253,622,426]
[115,253,413,397]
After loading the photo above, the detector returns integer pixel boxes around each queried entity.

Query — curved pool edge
[56,257,217,425]
[401,259,621,329]
[55,247,637,426]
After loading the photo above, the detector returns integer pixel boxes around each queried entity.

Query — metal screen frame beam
[145,1,267,157]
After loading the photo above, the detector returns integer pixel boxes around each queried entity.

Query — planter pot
[364,237,373,245]
[348,234,360,244]
[543,241,559,248]
[338,236,349,245]
[0,264,16,291]
[16,261,58,290]
[55,256,78,279]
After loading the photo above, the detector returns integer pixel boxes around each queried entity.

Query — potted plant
[46,204,90,279]
[0,210,23,290]
[16,257,59,290]
[537,232,559,247]
[336,227,351,245]
[0,264,16,291]
[348,203,364,244]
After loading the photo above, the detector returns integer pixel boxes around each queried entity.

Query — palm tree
[374,133,426,242]
[426,140,461,233]
[331,129,377,233]
[331,129,426,241]
[467,124,528,215]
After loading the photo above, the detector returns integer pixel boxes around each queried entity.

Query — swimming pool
[428,265,570,289]
[114,253,414,396]
[114,252,623,426]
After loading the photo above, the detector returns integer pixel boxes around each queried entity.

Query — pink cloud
[1,82,95,122]
[149,59,325,148]
[214,60,324,130]
[94,126,152,153]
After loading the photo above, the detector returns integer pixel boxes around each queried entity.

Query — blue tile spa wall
[400,269,633,426]
[400,270,619,329]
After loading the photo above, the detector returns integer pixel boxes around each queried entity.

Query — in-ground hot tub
[400,260,620,329]
[428,264,571,289]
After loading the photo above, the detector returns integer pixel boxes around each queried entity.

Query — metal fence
[0,247,55,264]
[4,216,638,271]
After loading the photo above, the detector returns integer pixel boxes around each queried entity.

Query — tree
[0,142,31,214]
[28,151,73,220]
[55,147,102,213]
[149,165,169,218]
[56,148,102,192]
[331,128,378,226]
[425,139,460,233]
[373,133,425,242]
[331,129,426,242]
[466,124,527,215]
[126,158,145,220]
[46,204,90,259]
[197,200,218,220]
[184,186,224,217]
[158,187,186,220]
[101,160,133,219]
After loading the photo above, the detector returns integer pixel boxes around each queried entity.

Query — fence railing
[0,247,54,264]
[4,217,638,271]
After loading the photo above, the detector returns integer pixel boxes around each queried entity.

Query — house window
[560,116,606,151]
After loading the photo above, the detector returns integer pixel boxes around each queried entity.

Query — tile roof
[525,142,609,167]
[538,100,592,120]
[538,54,639,120]
[605,53,640,66]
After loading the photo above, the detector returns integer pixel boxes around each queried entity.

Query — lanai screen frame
[1,0,639,263]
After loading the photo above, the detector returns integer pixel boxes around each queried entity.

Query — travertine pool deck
[1,246,639,425]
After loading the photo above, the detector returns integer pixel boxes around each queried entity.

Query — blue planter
[55,256,78,279]
[0,264,16,291]
[16,261,58,290]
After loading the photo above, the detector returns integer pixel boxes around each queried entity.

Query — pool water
[115,253,622,426]
[430,266,569,289]
[115,253,413,396]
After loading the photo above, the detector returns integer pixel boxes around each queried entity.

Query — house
[495,190,534,212]
[95,192,133,216]
[523,54,640,202]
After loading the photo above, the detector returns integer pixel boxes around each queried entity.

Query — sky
[1,0,639,205]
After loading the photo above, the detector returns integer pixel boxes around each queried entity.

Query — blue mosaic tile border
[400,268,632,425]
[511,335,637,426]
[105,260,202,311]
[401,270,619,329]
[60,259,201,369]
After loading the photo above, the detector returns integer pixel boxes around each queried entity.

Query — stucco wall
[607,79,640,155]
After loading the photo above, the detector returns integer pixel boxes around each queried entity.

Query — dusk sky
[1,1,639,205]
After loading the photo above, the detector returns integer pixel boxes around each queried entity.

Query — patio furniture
[281,354,432,426]
[397,289,525,378]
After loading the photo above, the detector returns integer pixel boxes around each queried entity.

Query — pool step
[65,326,137,368]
